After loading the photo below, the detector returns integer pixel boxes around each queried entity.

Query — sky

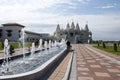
[0,0,120,40]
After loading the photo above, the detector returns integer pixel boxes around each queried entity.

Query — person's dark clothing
[66,41,71,47]
[66,41,72,51]
[9,45,15,55]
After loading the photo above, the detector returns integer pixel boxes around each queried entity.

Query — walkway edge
[62,51,74,80]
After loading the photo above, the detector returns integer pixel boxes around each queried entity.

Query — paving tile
[95,72,111,77]
[90,65,101,68]
[100,63,110,65]
[108,61,114,63]
[78,77,94,80]
[107,69,120,73]
[79,64,86,67]
[74,44,120,80]
[48,53,71,79]
[80,72,89,76]
[116,66,120,69]
[78,68,89,71]
[96,59,101,61]
[85,57,92,59]
[105,65,112,68]
[87,60,96,63]
[79,62,86,64]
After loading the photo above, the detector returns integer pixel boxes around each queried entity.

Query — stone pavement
[48,52,71,80]
[74,44,120,80]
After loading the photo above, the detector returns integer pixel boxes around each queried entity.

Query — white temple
[54,22,92,44]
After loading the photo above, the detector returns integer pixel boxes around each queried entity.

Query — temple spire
[56,24,60,32]
[76,23,80,31]
[71,22,75,30]
[66,23,70,30]
[85,22,89,32]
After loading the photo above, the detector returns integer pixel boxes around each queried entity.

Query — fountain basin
[0,50,41,64]
[0,48,67,80]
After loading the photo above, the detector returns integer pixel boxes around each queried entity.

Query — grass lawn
[0,42,32,50]
[0,42,3,50]
[94,46,120,56]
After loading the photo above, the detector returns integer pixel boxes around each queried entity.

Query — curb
[62,51,74,80]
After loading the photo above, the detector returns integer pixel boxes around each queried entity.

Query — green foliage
[0,42,3,50]
[94,46,120,55]
[102,42,106,48]
[0,42,32,50]
[10,42,19,49]
[25,42,32,47]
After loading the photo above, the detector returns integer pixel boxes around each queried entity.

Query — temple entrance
[70,33,73,37]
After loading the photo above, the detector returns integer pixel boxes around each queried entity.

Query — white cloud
[22,13,120,40]
[0,0,71,9]
[101,5,114,9]
[0,0,120,40]
[77,0,91,4]
[0,0,72,23]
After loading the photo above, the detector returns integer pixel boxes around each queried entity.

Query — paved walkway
[74,44,120,80]
[48,52,71,80]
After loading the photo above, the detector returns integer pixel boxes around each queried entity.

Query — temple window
[0,29,2,38]
[70,33,73,37]
[19,30,21,38]
[6,30,12,37]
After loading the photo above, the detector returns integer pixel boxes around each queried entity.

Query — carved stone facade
[54,22,92,44]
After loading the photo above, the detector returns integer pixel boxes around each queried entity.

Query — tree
[103,42,106,48]
[97,41,100,46]
[118,41,120,46]
[114,43,117,52]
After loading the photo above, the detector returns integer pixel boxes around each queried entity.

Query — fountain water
[0,39,66,77]
[61,38,66,47]
[0,32,66,78]
[37,39,43,50]
[19,29,26,60]
[51,41,54,47]
[44,41,48,49]
[30,42,35,57]
[49,40,51,48]
[54,40,57,47]
[1,39,10,74]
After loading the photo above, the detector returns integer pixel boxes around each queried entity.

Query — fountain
[1,39,10,73]
[49,40,51,48]
[0,37,67,80]
[19,29,26,60]
[51,41,54,47]
[44,41,48,49]
[30,42,35,57]
[54,40,57,47]
[37,39,43,50]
